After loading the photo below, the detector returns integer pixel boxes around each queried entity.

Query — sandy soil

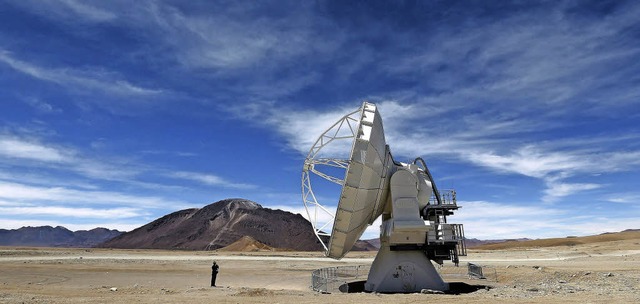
[1,239,639,303]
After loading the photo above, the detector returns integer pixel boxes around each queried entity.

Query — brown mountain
[352,239,379,251]
[465,237,532,248]
[474,230,640,250]
[0,226,122,247]
[99,199,324,251]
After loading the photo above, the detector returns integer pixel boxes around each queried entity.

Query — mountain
[473,230,640,250]
[353,238,380,251]
[352,237,535,249]
[0,226,122,247]
[99,199,325,251]
[465,238,532,248]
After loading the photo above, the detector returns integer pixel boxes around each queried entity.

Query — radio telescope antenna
[302,101,466,293]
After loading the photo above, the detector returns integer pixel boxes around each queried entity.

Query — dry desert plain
[1,233,639,303]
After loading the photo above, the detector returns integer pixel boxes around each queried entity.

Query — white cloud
[382,2,640,108]
[597,151,640,171]
[456,201,561,239]
[0,133,141,181]
[454,201,568,239]
[542,182,601,203]
[462,146,585,179]
[0,200,28,207]
[457,201,562,219]
[57,0,116,22]
[605,193,640,204]
[247,100,453,159]
[0,135,69,162]
[555,217,640,236]
[0,181,184,208]
[170,171,256,190]
[6,0,117,23]
[0,171,100,191]
[454,200,640,239]
[231,101,358,157]
[22,96,61,114]
[144,2,338,71]
[362,217,382,240]
[0,206,144,219]
[0,51,161,96]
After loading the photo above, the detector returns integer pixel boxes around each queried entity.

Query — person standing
[211,261,219,287]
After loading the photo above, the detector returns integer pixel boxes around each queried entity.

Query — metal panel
[327,102,392,259]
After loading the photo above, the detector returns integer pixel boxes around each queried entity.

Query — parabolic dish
[302,102,394,259]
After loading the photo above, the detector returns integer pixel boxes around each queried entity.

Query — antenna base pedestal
[365,245,448,293]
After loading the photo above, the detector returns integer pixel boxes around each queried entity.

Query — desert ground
[1,237,639,303]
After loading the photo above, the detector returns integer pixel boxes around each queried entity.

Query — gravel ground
[1,241,638,303]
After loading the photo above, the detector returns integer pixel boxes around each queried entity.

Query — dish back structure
[302,102,466,292]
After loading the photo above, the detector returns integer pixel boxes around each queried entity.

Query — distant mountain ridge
[0,226,122,247]
[474,229,640,250]
[356,237,534,250]
[465,237,532,248]
[9,199,632,251]
[99,198,325,251]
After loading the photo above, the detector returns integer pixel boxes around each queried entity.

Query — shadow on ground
[339,281,491,294]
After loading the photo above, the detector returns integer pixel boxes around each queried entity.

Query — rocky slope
[99,199,324,251]
[0,226,122,247]
[217,236,274,252]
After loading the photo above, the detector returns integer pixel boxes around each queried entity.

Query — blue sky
[0,0,639,240]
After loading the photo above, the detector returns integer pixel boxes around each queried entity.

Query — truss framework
[302,107,361,251]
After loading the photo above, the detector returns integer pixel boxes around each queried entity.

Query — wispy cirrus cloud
[0,135,70,163]
[456,201,564,239]
[21,96,62,114]
[542,182,602,203]
[228,101,358,156]
[8,1,339,102]
[604,193,640,204]
[459,146,585,179]
[144,1,339,71]
[0,206,144,219]
[0,133,140,181]
[5,0,117,23]
[137,1,341,100]
[0,51,161,97]
[0,181,184,208]
[56,0,117,22]
[380,2,640,109]
[170,171,257,190]
[0,132,254,194]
